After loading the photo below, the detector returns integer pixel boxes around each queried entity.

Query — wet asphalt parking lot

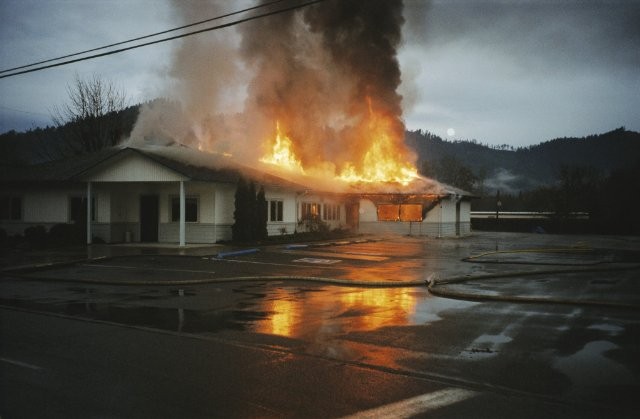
[1,232,639,418]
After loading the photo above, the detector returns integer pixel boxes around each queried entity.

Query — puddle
[554,340,635,392]
[410,298,479,324]
[588,323,624,336]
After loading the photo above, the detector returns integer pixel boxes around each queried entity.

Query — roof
[342,176,476,198]
[0,145,476,198]
[0,147,123,182]
[0,146,308,191]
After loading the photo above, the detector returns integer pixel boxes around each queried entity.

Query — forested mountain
[406,127,640,192]
[0,104,140,165]
[2,104,638,195]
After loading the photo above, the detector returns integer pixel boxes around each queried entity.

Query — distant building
[0,146,474,245]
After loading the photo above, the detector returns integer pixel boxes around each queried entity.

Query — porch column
[179,181,186,247]
[86,182,92,245]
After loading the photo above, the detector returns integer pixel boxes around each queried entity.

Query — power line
[0,0,289,75]
[0,104,49,117]
[0,0,326,79]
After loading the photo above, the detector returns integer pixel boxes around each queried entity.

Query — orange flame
[259,99,418,186]
[260,121,305,173]
[337,136,419,186]
[337,99,418,186]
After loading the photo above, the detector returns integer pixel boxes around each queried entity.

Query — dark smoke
[130,0,416,184]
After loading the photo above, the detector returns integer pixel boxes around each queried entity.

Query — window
[399,204,423,222]
[0,196,22,220]
[301,202,320,220]
[69,196,95,223]
[322,204,340,221]
[377,204,399,221]
[171,196,198,222]
[269,200,283,222]
[377,204,423,222]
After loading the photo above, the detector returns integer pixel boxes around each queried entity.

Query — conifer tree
[232,177,252,242]
[255,186,268,240]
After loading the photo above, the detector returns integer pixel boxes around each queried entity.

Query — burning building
[0,144,472,245]
[0,1,475,243]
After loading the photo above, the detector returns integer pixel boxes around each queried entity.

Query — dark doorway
[140,195,159,242]
[345,202,359,230]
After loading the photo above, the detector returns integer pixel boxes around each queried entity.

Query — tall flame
[337,98,418,186]
[337,137,419,186]
[259,99,419,186]
[260,121,305,173]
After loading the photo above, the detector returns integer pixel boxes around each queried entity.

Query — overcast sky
[1,0,638,147]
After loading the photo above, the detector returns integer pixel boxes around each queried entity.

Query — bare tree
[51,73,128,154]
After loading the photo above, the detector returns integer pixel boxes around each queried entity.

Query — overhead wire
[0,0,325,79]
[0,0,289,75]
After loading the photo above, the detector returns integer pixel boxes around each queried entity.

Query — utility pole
[495,190,502,231]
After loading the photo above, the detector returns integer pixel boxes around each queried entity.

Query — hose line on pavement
[4,253,640,309]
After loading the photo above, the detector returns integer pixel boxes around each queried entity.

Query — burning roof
[130,0,422,192]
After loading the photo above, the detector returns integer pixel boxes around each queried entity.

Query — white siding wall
[85,154,188,182]
[0,185,115,240]
[459,200,472,235]
[153,181,235,243]
[158,223,217,243]
[460,200,471,221]
[358,221,427,236]
[91,181,234,243]
[421,198,456,237]
[23,188,78,223]
[358,199,378,222]
[3,174,475,243]
[107,183,146,242]
[441,198,457,223]
[214,184,235,225]
[423,203,441,224]
[94,186,110,223]
[265,187,297,236]
[191,182,215,224]
[213,184,235,241]
[357,196,472,238]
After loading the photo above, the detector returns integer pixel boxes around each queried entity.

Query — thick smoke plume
[130,0,417,188]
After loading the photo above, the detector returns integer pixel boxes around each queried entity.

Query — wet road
[1,232,639,418]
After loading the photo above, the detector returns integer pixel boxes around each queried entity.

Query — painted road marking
[341,388,478,419]
[0,357,43,371]
[218,259,344,270]
[344,251,386,257]
[293,258,342,265]
[283,250,388,261]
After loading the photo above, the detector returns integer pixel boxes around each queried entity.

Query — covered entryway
[140,195,159,242]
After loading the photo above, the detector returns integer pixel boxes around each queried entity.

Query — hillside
[2,109,638,193]
[0,104,140,165]
[405,127,640,192]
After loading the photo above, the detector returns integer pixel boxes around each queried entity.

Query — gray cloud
[400,0,640,145]
[0,0,173,132]
[1,0,639,149]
